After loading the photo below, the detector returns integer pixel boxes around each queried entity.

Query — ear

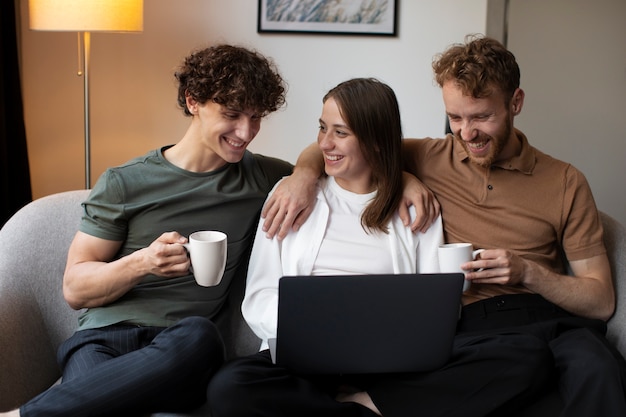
[186,94,199,115]
[510,88,525,115]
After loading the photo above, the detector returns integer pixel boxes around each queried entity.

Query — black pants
[369,295,626,417]
[208,295,626,417]
[21,316,225,417]
[455,294,626,417]
[208,349,382,417]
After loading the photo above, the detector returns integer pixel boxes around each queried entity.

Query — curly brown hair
[175,44,287,117]
[433,35,520,104]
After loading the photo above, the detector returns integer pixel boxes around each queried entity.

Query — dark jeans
[21,316,225,417]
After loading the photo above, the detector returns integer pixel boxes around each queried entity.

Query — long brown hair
[323,78,403,234]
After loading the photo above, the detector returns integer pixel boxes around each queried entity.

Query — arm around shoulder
[261,142,323,240]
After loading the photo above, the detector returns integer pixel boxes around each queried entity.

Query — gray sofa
[1,190,625,415]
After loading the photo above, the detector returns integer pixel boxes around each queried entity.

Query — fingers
[405,195,440,234]
[266,204,298,240]
[398,203,411,227]
[261,171,319,239]
[277,204,315,240]
[409,203,428,233]
[146,232,191,277]
[261,194,278,220]
[276,210,297,241]
[430,198,441,226]
[263,199,315,240]
[261,198,281,235]
[156,231,187,244]
[262,186,317,239]
[462,250,519,285]
[399,171,441,234]
[263,203,287,239]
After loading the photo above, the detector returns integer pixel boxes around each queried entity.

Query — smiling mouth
[464,138,491,155]
[467,139,488,149]
[224,137,246,148]
[325,154,344,162]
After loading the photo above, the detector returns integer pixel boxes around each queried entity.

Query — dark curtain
[1,0,32,227]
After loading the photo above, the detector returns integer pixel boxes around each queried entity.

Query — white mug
[183,231,227,287]
[438,243,484,292]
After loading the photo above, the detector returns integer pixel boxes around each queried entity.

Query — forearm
[63,249,151,309]
[293,141,324,179]
[63,231,189,310]
[523,255,614,320]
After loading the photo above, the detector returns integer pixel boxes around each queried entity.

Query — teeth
[225,138,245,148]
[468,141,487,149]
[325,154,343,161]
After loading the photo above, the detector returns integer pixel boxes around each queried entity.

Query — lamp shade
[29,0,143,32]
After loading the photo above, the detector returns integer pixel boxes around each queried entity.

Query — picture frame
[257,0,398,36]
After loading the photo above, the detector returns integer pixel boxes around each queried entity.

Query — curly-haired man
[2,44,293,417]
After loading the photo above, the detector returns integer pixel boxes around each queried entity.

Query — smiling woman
[317,78,404,229]
[206,77,445,417]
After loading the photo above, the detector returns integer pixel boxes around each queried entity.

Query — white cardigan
[242,177,444,349]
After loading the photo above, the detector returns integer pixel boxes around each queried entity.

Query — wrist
[292,164,322,181]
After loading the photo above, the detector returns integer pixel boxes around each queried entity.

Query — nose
[237,118,259,141]
[459,120,477,141]
[318,130,333,150]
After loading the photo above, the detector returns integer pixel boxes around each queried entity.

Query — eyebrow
[447,110,493,118]
[319,118,351,130]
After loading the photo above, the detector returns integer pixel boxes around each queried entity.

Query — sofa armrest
[0,190,89,411]
[0,280,61,411]
[602,211,626,355]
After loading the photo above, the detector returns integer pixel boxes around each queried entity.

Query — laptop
[270,273,464,375]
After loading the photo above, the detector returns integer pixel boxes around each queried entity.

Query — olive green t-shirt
[77,147,293,330]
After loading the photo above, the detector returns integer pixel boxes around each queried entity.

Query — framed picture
[258,0,397,36]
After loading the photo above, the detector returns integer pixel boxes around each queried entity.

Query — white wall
[507,0,626,226]
[19,0,487,197]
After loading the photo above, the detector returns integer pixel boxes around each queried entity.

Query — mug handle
[472,249,485,272]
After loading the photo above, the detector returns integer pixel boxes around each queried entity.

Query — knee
[170,317,225,366]
[179,316,222,346]
[559,330,623,380]
[207,362,253,417]
[514,334,554,382]
[523,335,553,368]
[481,332,554,387]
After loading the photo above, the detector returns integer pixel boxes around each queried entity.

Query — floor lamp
[29,0,143,189]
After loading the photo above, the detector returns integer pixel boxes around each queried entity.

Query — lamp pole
[82,31,91,189]
[29,0,144,190]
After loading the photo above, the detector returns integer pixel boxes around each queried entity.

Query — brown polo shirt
[403,129,606,305]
